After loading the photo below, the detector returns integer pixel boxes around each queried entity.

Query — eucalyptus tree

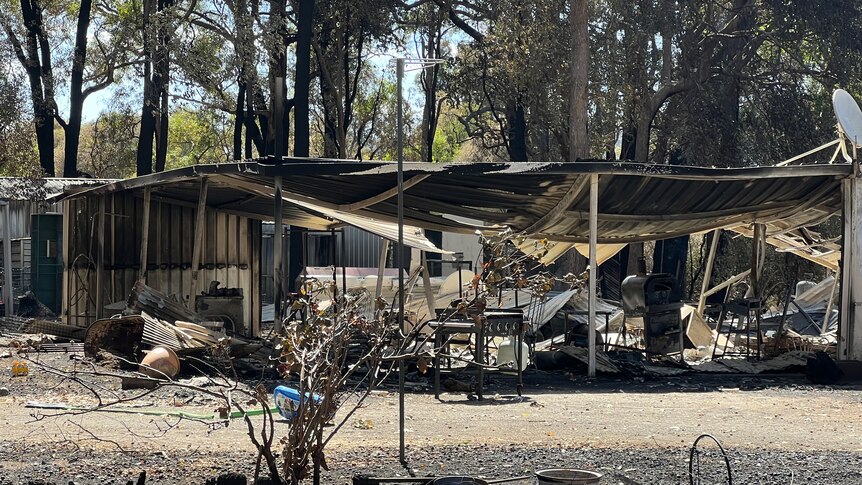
[0,48,37,176]
[64,0,140,175]
[313,0,400,159]
[441,0,573,162]
[1,0,64,175]
[400,1,453,163]
[136,0,183,174]
[1,0,138,176]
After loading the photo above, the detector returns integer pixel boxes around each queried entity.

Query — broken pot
[139,345,180,379]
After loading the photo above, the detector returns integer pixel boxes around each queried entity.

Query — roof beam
[217,174,476,234]
[564,201,798,223]
[138,191,333,230]
[337,174,430,212]
[213,193,261,209]
[523,174,590,234]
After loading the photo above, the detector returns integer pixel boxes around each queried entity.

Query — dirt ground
[2,348,862,484]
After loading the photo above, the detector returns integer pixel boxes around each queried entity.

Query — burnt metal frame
[429,317,526,400]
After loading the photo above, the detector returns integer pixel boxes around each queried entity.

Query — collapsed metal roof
[53,159,851,244]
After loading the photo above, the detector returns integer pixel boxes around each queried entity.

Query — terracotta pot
[140,346,180,379]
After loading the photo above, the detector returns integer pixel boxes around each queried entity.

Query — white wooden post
[96,196,106,319]
[839,176,862,360]
[588,173,598,377]
[138,188,151,283]
[189,180,209,310]
[697,229,720,317]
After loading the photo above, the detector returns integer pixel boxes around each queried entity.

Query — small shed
[61,188,264,332]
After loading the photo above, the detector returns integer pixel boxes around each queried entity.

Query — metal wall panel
[63,192,262,335]
[4,201,62,239]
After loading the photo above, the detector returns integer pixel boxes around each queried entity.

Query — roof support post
[189,179,208,310]
[750,223,766,299]
[2,202,12,317]
[839,176,862,360]
[750,223,766,359]
[375,238,390,299]
[138,188,151,284]
[588,173,598,378]
[697,229,721,317]
[96,196,106,319]
[62,200,71,323]
[821,270,839,336]
[395,56,407,467]
[421,251,436,324]
[274,176,284,331]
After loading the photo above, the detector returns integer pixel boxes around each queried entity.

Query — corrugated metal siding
[1,201,54,298]
[340,226,387,268]
[0,238,32,296]
[4,201,62,239]
[259,225,404,303]
[63,192,261,334]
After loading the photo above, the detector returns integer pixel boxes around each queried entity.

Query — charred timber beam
[188,179,208,309]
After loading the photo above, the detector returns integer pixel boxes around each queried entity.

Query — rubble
[689,350,814,374]
[16,291,56,319]
[81,282,272,371]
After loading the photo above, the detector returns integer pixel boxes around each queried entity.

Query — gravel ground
[2,441,861,484]
[3,342,862,484]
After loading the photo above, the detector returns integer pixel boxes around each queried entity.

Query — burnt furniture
[430,309,525,400]
[621,272,684,357]
[563,310,612,350]
[195,281,245,335]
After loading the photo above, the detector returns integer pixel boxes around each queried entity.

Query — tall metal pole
[274,176,284,332]
[2,202,13,317]
[396,57,407,466]
[588,173,598,377]
[273,73,287,332]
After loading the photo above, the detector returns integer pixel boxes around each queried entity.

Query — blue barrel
[273,385,322,420]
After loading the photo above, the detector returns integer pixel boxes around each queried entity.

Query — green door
[30,213,62,314]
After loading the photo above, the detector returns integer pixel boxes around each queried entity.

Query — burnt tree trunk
[568,0,589,161]
[244,82,265,156]
[266,0,290,158]
[63,0,93,177]
[2,0,57,175]
[293,0,314,158]
[507,97,528,162]
[420,13,444,163]
[153,0,173,173]
[136,0,157,176]
[233,80,246,160]
[288,0,314,293]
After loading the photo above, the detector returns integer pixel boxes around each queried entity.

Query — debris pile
[83,281,272,364]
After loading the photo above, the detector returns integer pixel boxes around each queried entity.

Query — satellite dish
[833,89,862,147]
